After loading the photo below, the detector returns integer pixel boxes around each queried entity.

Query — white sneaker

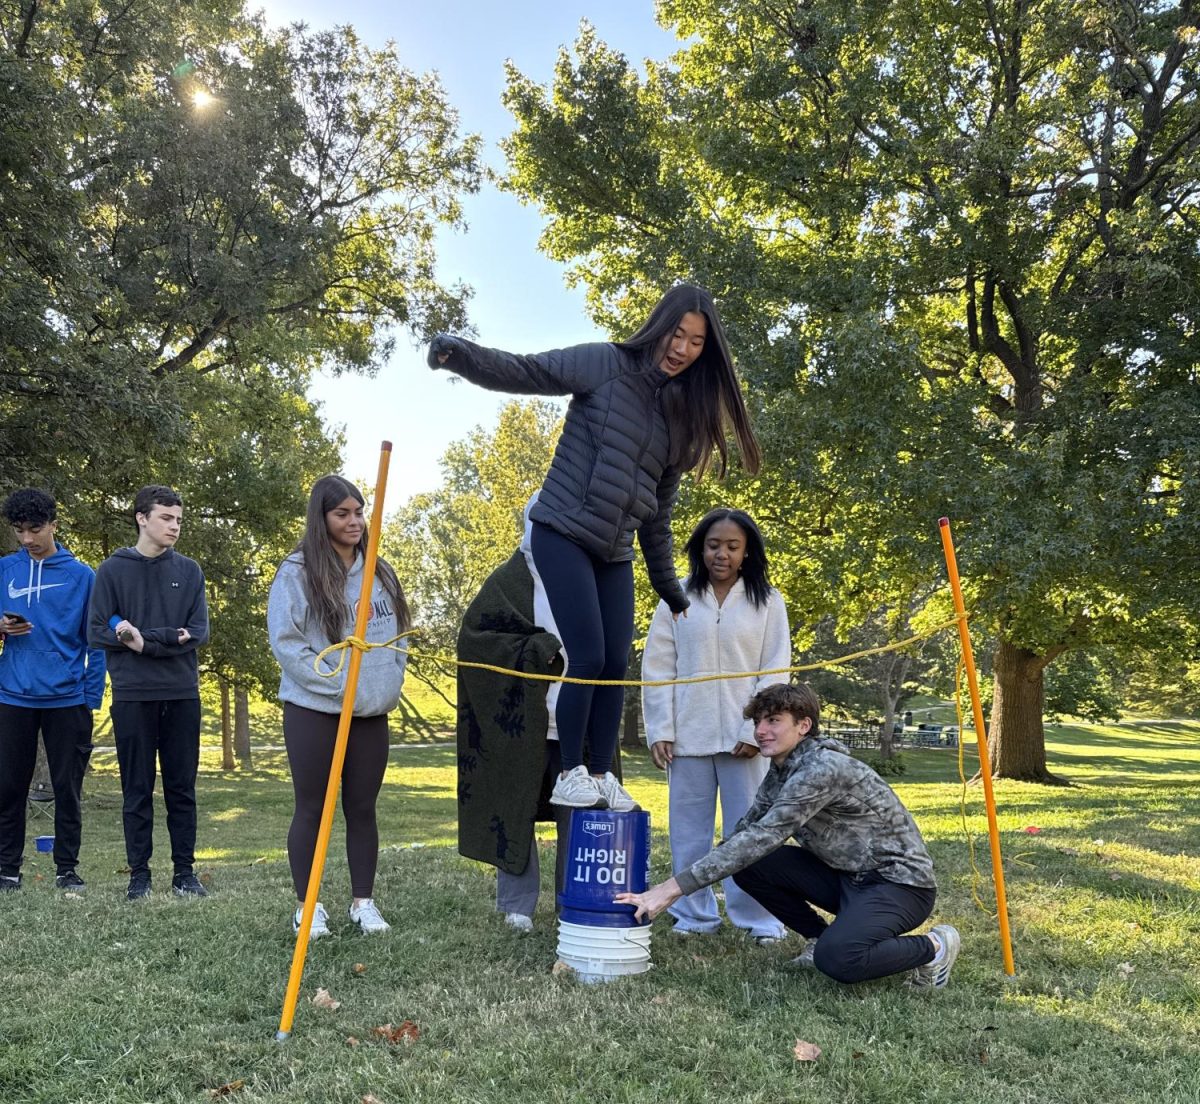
[549,765,608,809]
[597,772,639,813]
[909,924,960,988]
[787,937,818,969]
[504,912,534,933]
[349,898,391,934]
[292,902,331,939]
[753,934,782,947]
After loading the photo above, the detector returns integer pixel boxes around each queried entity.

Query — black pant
[283,703,389,900]
[733,847,937,983]
[112,698,201,877]
[529,522,634,776]
[0,703,93,876]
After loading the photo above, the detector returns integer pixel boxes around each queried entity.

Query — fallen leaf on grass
[346,1037,360,1047]
[1056,847,1080,856]
[209,1080,245,1097]
[362,1095,385,1104]
[792,1040,822,1062]
[1117,962,1135,978]
[551,960,574,977]
[312,988,341,1011]
[1092,838,1105,846]
[199,872,213,886]
[63,892,83,900]
[250,856,268,865]
[33,873,43,883]
[1109,873,1121,881]
[352,963,367,975]
[372,1021,419,1044]
[1022,826,1042,834]
[650,995,669,1005]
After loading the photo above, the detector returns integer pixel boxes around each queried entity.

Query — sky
[253,0,683,506]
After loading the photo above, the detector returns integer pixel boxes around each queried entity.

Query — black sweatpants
[0,703,93,877]
[733,846,937,983]
[283,703,389,900]
[112,698,201,877]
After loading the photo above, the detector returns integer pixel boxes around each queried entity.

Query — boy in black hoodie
[88,486,209,901]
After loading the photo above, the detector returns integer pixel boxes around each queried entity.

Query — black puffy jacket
[430,336,689,613]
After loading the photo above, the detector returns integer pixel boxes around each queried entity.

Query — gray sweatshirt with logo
[675,735,937,894]
[267,552,407,717]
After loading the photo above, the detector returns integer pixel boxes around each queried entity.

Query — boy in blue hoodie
[0,489,105,893]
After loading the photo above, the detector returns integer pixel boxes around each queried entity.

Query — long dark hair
[684,508,773,609]
[617,284,761,479]
[291,475,410,646]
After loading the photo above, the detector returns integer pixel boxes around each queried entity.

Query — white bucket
[556,919,652,984]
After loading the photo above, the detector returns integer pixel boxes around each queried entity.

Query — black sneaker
[0,874,20,893]
[55,870,86,892]
[172,872,208,898]
[127,871,152,900]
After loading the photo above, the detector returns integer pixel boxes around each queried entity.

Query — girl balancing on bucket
[428,284,761,812]
[267,476,410,938]
[641,508,791,945]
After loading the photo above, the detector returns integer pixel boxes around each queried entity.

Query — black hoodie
[87,547,208,701]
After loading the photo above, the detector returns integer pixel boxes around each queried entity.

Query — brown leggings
[283,703,389,899]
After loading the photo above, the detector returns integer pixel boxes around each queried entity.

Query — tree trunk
[219,677,235,770]
[621,645,641,749]
[30,737,52,798]
[988,637,1068,784]
[622,693,641,749]
[234,686,253,767]
[878,706,896,759]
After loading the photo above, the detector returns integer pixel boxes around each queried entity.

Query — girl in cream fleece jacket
[641,508,790,940]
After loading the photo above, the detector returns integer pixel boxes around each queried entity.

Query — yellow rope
[313,629,420,678]
[955,656,996,917]
[373,616,963,688]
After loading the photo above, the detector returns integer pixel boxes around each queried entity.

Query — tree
[3,2,482,733]
[501,4,1200,782]
[2,1,480,506]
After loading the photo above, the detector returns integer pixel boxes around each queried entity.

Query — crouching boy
[616,682,959,987]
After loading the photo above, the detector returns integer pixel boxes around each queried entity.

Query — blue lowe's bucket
[558,809,651,927]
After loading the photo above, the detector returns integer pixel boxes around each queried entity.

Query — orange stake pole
[938,518,1016,977]
[276,442,393,1041]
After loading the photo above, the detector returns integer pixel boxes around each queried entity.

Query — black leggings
[734,847,937,983]
[283,703,389,900]
[529,522,634,776]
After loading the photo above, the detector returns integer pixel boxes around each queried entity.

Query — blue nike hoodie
[0,543,106,709]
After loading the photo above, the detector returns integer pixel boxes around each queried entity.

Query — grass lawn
[2,721,1199,1103]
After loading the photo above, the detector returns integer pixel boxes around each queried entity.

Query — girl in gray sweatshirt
[267,476,409,939]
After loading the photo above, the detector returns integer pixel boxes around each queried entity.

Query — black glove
[427,333,461,369]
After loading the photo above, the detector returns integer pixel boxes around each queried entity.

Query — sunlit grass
[2,721,1198,1103]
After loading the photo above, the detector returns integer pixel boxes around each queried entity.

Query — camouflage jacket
[675,735,937,894]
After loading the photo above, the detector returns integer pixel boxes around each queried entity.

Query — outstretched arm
[428,336,616,396]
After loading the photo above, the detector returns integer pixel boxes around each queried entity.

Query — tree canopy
[2,0,481,697]
[501,2,1200,780]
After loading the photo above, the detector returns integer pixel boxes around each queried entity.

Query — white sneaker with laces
[597,772,639,813]
[504,912,534,933]
[349,898,391,934]
[909,923,960,988]
[549,765,608,809]
[293,902,331,939]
